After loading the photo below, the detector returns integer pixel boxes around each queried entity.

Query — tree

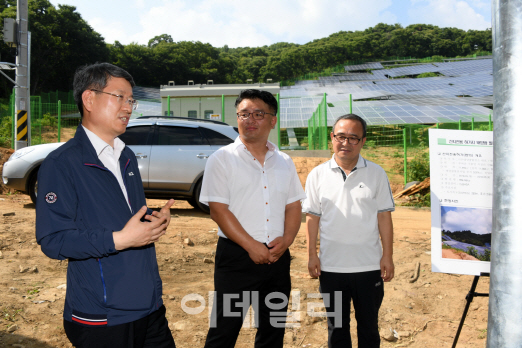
[148,34,173,48]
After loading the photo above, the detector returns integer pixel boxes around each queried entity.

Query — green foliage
[442,230,491,247]
[0,0,110,97]
[417,72,440,78]
[39,113,57,127]
[466,246,491,261]
[365,140,376,148]
[0,115,12,147]
[408,151,430,181]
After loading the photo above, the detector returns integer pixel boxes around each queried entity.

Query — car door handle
[135,153,148,159]
[197,154,209,159]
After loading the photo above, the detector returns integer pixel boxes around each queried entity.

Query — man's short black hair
[332,114,367,138]
[73,62,135,117]
[235,89,278,114]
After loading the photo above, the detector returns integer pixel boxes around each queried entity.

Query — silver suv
[2,117,239,213]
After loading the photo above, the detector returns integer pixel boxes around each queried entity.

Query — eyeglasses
[333,134,362,145]
[90,89,139,110]
[237,111,275,120]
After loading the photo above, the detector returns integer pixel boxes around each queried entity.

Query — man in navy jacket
[36,63,176,347]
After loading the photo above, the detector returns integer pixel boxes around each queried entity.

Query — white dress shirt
[199,136,306,244]
[82,125,131,211]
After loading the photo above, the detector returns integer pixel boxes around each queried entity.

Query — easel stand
[452,272,490,348]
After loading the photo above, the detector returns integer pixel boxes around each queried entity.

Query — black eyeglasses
[237,111,275,120]
[90,89,139,110]
[333,134,362,145]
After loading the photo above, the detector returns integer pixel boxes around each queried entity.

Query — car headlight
[8,147,35,161]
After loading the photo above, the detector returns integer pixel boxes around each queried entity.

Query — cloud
[407,0,491,30]
[442,207,492,235]
[131,0,397,47]
[89,17,130,45]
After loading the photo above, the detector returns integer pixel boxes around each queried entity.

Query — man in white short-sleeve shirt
[200,89,305,348]
[302,114,395,348]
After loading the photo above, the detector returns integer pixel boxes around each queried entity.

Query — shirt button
[266,202,268,205]
[264,186,266,189]
[267,219,269,221]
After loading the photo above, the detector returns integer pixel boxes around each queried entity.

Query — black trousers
[64,305,176,348]
[319,270,384,348]
[204,237,291,348]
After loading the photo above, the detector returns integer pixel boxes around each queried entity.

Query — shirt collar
[329,154,367,171]
[82,125,126,157]
[234,136,277,152]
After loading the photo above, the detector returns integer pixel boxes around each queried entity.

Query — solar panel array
[133,86,161,100]
[344,62,384,71]
[280,97,491,128]
[279,58,493,128]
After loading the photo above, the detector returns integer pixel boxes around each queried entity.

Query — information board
[429,129,493,275]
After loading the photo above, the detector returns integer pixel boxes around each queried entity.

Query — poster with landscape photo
[429,129,493,275]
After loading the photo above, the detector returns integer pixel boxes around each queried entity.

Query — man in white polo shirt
[302,114,395,348]
[200,89,305,348]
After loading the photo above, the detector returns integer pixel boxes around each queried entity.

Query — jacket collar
[76,124,131,168]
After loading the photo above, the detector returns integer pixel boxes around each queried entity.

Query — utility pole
[15,0,29,150]
[487,0,522,346]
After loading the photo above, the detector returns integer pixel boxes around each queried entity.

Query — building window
[204,110,213,120]
[188,110,197,118]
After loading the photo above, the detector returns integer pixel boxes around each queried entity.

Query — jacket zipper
[85,160,134,305]
[97,258,107,304]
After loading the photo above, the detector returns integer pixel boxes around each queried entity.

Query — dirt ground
[0,156,490,348]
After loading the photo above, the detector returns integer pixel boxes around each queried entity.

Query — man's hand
[267,236,290,262]
[246,240,275,264]
[308,254,321,278]
[113,206,168,250]
[380,254,394,282]
[150,199,175,228]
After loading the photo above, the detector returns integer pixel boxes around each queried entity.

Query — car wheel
[193,179,210,214]
[28,169,39,205]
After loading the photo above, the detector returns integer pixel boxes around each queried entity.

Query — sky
[441,206,492,235]
[47,0,492,48]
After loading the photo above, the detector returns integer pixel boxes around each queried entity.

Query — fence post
[10,88,15,149]
[471,117,475,131]
[489,113,492,131]
[403,128,407,186]
[57,100,61,142]
[436,123,439,129]
[349,93,352,113]
[276,93,281,150]
[221,94,225,123]
[323,93,328,150]
[458,119,462,130]
[167,96,171,116]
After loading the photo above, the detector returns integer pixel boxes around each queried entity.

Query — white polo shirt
[199,136,306,244]
[302,155,395,273]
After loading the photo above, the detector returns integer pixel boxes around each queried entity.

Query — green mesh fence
[40,90,74,104]
[280,128,308,148]
[307,93,328,150]
[30,99,81,145]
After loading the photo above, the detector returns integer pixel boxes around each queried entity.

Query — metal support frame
[452,273,490,348]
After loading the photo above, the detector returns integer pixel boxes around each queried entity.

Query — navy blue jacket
[36,125,163,327]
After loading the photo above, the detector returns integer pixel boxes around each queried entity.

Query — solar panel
[344,62,384,71]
